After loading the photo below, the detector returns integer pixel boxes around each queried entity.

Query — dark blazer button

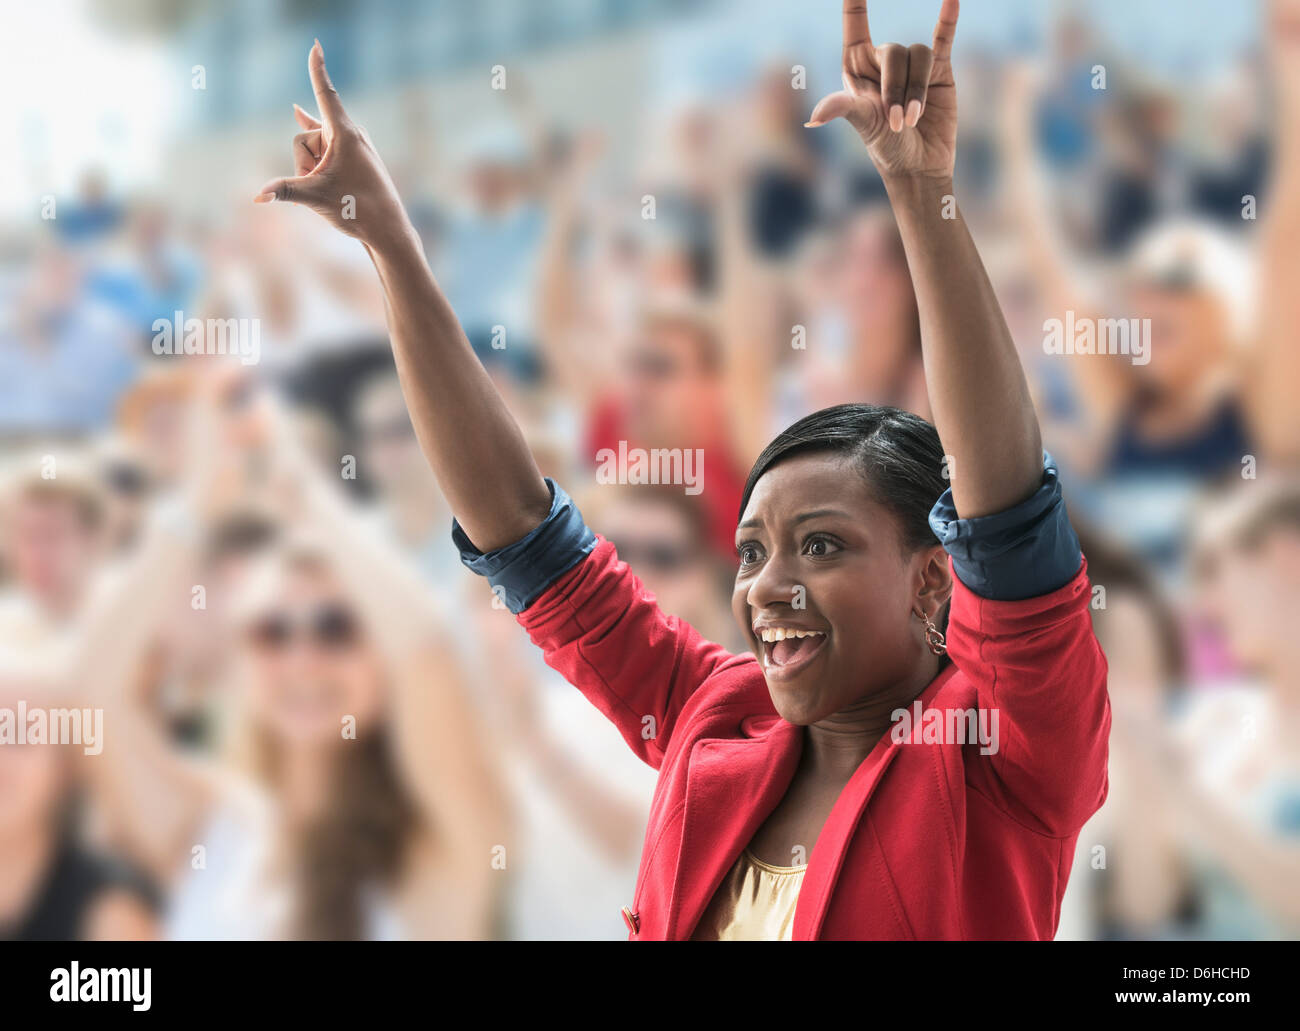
[621,906,640,934]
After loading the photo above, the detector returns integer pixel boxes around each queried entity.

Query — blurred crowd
[0,1,1297,940]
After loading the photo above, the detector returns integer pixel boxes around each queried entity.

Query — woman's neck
[803,656,943,782]
[1133,370,1233,440]
[278,743,334,827]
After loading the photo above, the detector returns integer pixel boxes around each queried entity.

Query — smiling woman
[732,406,951,726]
[256,0,1110,940]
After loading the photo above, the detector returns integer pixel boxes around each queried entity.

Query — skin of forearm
[883,173,1042,518]
[71,501,199,699]
[1249,92,1300,462]
[532,191,593,403]
[365,224,552,553]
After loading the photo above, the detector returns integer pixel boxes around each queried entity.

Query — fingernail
[906,100,922,127]
[804,120,822,128]
[889,105,904,132]
[254,193,276,204]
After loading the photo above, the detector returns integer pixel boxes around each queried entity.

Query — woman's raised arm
[808,0,1043,518]
[255,42,552,552]
[1244,0,1300,463]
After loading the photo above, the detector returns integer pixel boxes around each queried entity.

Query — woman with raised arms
[256,0,1110,940]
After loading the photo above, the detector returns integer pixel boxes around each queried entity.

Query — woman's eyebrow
[738,508,853,531]
[791,508,853,525]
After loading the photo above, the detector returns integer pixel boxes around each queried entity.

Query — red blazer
[517,537,1111,940]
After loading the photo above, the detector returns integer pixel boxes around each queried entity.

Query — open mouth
[756,626,828,680]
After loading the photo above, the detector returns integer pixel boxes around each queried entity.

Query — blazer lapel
[667,714,802,940]
[795,663,962,939]
[793,731,901,939]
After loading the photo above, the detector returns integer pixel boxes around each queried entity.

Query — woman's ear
[915,544,953,613]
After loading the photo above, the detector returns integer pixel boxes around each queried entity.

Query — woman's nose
[746,552,802,612]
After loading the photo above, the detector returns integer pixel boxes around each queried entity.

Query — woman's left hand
[807,0,961,182]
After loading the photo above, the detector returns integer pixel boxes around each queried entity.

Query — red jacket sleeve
[516,535,741,769]
[946,553,1111,837]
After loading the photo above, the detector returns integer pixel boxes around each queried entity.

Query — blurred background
[0,0,1297,941]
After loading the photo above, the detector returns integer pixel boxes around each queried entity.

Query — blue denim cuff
[451,479,598,614]
[927,450,1082,601]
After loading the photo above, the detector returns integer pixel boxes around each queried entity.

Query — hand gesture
[254,41,411,250]
[807,0,961,182]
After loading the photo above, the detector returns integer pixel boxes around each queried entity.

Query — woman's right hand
[254,41,412,251]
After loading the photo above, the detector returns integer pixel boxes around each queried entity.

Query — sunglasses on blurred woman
[611,538,701,574]
[247,604,361,652]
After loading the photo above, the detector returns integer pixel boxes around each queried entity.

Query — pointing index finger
[308,39,348,127]
[932,0,960,62]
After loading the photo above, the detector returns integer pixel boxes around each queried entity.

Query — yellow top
[690,848,806,941]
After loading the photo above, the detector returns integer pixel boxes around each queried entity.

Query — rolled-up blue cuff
[451,479,597,614]
[927,450,1082,601]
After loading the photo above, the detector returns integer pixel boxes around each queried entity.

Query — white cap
[1127,217,1256,346]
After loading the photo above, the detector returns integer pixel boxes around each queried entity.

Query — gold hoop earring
[915,607,947,656]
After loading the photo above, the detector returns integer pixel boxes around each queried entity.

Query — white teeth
[758,628,825,643]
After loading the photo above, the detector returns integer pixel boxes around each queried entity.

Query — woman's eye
[804,536,841,558]
[738,544,763,566]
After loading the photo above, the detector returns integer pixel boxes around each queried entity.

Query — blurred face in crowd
[600,493,716,628]
[840,211,914,324]
[837,214,920,388]
[356,376,423,497]
[28,248,80,315]
[732,452,946,726]
[465,161,524,215]
[620,317,718,447]
[5,492,100,615]
[241,560,385,748]
[1129,283,1228,395]
[1194,525,1300,671]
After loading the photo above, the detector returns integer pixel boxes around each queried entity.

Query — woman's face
[1127,285,1225,393]
[732,452,948,726]
[840,214,911,317]
[600,495,716,629]
[242,565,385,747]
[1195,528,1300,670]
[6,494,99,610]
[357,378,424,497]
[620,321,717,447]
